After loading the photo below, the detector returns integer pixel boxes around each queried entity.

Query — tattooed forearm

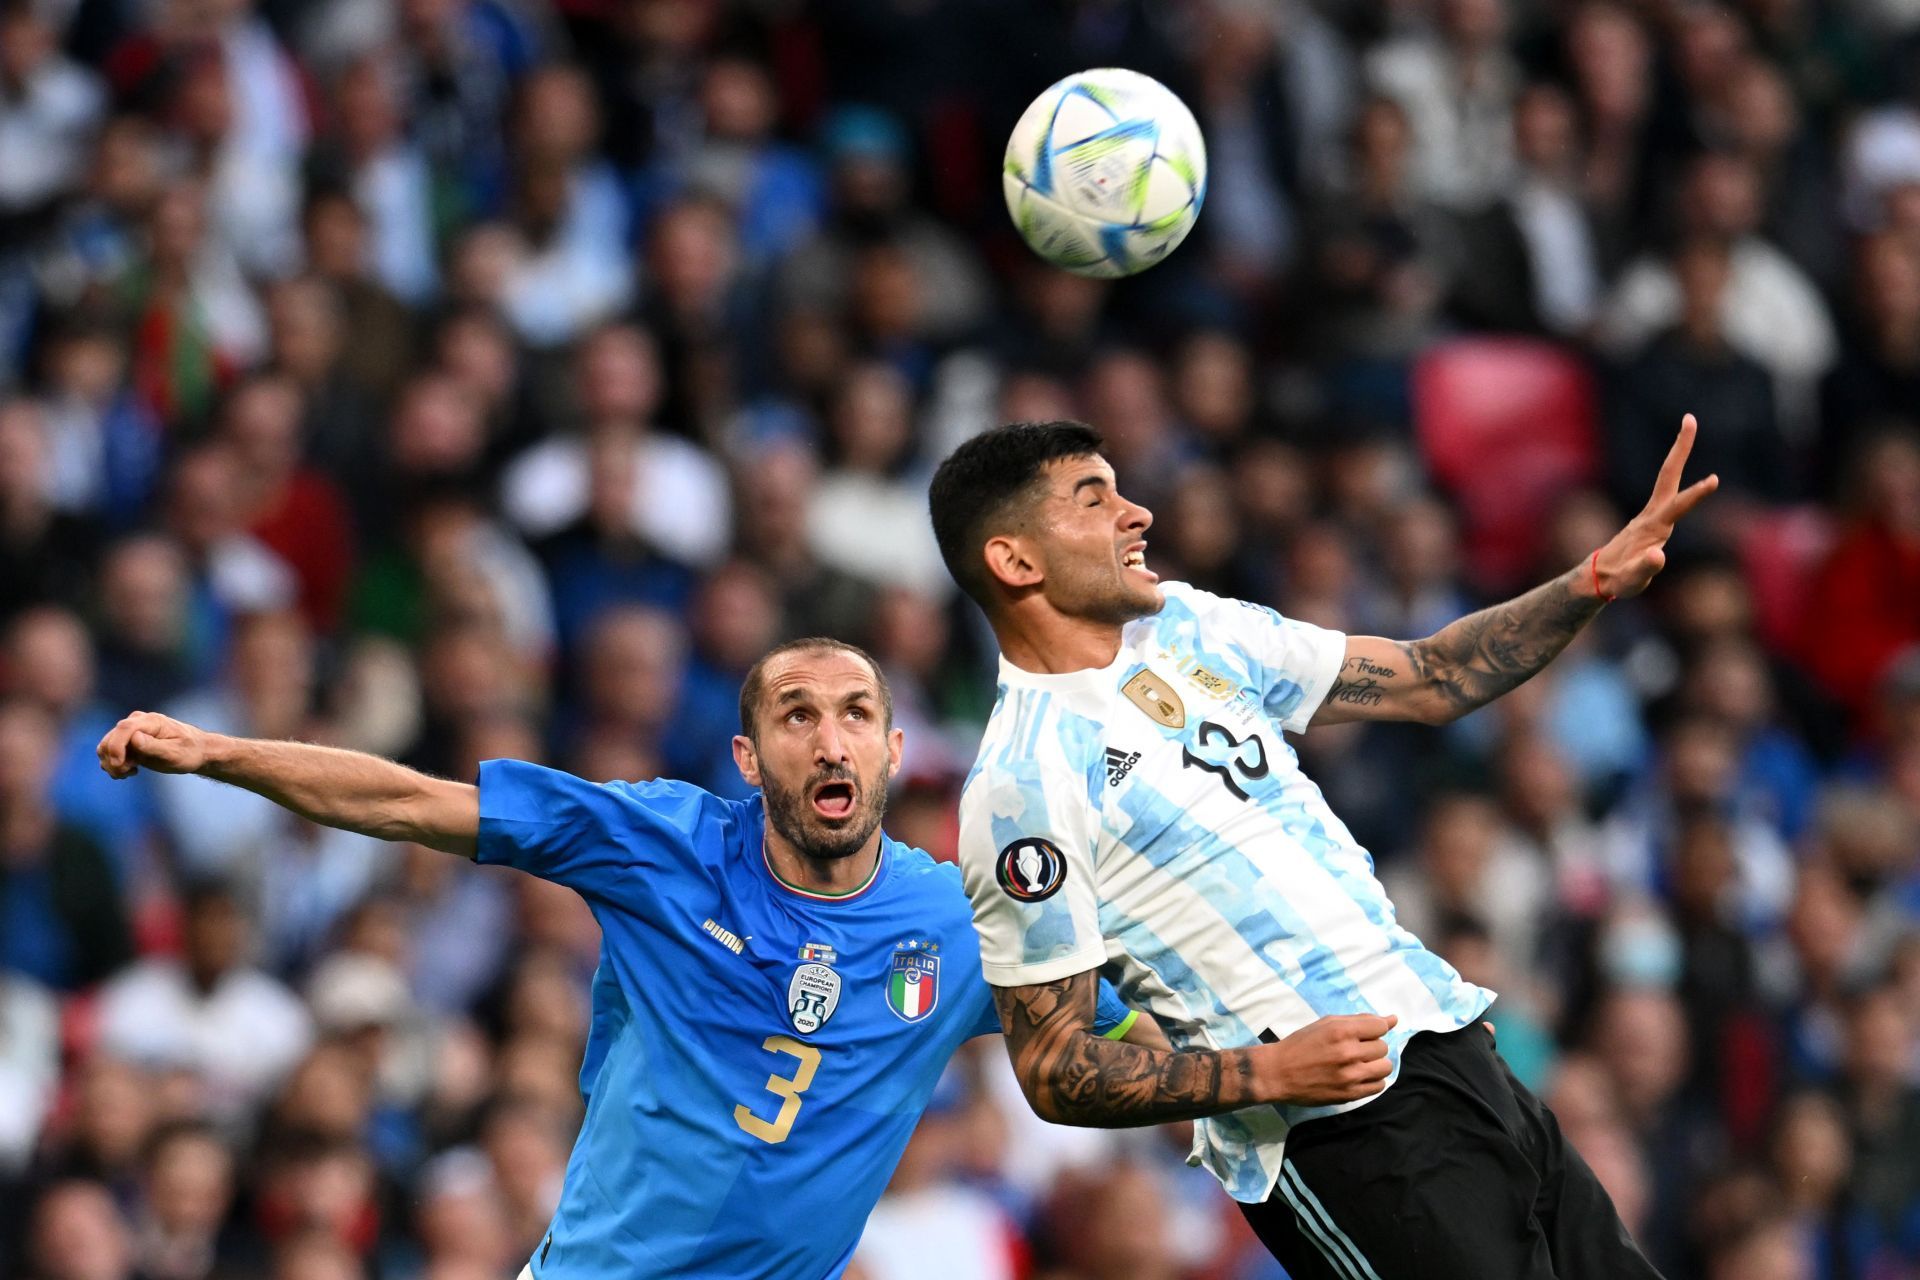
[1326,654,1398,710]
[1404,565,1603,720]
[1327,675,1386,707]
[994,973,1266,1127]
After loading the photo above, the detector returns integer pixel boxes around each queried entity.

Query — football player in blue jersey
[95,638,1380,1278]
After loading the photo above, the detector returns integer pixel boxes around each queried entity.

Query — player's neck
[994,606,1125,675]
[762,824,883,899]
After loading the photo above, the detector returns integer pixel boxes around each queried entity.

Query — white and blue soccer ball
[1003,68,1208,279]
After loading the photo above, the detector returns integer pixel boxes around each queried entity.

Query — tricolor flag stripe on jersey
[889,970,932,1018]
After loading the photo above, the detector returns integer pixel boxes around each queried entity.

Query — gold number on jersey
[733,1035,822,1144]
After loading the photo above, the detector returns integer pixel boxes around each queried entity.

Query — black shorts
[1239,1022,1665,1280]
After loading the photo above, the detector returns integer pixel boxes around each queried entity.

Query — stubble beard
[763,765,890,863]
[1065,562,1160,626]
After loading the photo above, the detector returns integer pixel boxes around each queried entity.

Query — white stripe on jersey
[958,582,1495,1204]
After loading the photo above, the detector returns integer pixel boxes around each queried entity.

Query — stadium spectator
[94,881,310,1121]
[132,1120,237,1280]
[1597,150,1838,435]
[1365,0,1520,210]
[0,972,57,1173]
[0,700,129,990]
[25,1179,138,1280]
[1802,429,1920,725]
[0,408,97,624]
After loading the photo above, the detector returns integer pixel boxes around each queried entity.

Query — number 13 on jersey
[734,1035,821,1144]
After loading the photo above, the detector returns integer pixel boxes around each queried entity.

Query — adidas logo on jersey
[1105,748,1141,786]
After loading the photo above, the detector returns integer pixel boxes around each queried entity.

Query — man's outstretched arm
[1315,413,1720,728]
[993,970,1396,1128]
[97,712,479,856]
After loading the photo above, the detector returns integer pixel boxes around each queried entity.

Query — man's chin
[795,828,866,861]
[1106,583,1164,621]
[784,809,885,862]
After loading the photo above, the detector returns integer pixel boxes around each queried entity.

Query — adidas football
[1003,68,1208,279]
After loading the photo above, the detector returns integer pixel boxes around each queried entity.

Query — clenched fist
[97,712,218,779]
[1261,1013,1399,1107]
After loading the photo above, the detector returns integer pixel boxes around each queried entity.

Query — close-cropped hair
[927,420,1105,609]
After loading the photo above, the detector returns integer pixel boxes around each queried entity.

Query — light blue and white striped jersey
[957,582,1495,1204]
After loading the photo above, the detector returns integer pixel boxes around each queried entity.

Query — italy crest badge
[885,940,939,1023]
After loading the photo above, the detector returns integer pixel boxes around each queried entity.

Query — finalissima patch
[996,837,1067,902]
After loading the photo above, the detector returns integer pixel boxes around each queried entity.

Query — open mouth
[1122,543,1157,581]
[811,781,856,820]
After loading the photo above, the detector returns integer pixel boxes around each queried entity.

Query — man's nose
[813,719,851,766]
[1121,498,1153,533]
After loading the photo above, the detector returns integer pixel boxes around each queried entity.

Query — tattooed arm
[1314,415,1719,728]
[993,970,1397,1128]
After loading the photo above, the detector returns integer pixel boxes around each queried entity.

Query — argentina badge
[788,963,841,1035]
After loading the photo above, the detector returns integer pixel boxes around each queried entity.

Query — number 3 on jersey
[734,1035,821,1144]
[1181,719,1269,801]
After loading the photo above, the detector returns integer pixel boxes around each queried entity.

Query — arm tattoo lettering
[1404,566,1603,718]
[994,973,1263,1128]
[1327,676,1386,707]
[1326,655,1397,708]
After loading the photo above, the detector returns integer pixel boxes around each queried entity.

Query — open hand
[96,712,215,779]
[1261,1013,1399,1106]
[1594,414,1719,600]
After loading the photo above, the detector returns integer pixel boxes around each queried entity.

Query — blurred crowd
[2,0,1920,1278]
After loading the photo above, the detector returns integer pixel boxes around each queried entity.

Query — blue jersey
[475,760,1133,1280]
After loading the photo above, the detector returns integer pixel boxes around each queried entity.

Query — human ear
[983,534,1044,590]
[731,734,762,788]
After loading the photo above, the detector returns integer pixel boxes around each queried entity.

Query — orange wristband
[1590,549,1615,603]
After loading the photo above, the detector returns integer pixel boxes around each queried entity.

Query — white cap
[306,953,411,1033]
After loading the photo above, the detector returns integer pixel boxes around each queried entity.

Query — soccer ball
[1003,68,1207,279]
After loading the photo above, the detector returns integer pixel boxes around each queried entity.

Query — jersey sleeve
[1173,582,1347,733]
[475,759,714,908]
[957,717,1107,988]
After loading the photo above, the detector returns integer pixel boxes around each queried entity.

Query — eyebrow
[1072,474,1111,497]
[773,685,877,709]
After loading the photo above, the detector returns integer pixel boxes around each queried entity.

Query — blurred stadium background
[0,0,1918,1277]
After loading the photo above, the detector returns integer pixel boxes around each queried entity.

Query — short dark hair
[738,638,893,741]
[928,420,1104,608]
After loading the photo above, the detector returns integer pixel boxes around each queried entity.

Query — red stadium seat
[1412,339,1602,592]
[1738,505,1838,658]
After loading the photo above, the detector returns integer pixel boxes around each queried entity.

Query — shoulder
[886,843,961,894]
[485,763,740,834]
[228,969,308,1017]
[641,434,727,488]
[964,689,1105,793]
[612,778,760,848]
[99,961,179,1006]
[1149,580,1274,640]
[882,844,979,926]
